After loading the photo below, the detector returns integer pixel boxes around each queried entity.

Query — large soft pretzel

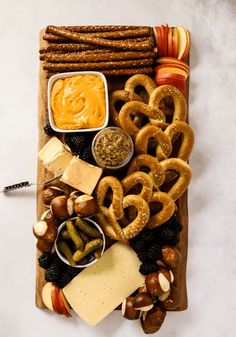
[160,158,192,201]
[119,101,166,139]
[135,125,172,161]
[95,207,125,241]
[159,121,194,161]
[122,194,150,239]
[149,85,187,125]
[124,74,157,99]
[147,191,176,228]
[109,90,142,128]
[96,176,124,220]
[121,171,153,203]
[127,154,165,189]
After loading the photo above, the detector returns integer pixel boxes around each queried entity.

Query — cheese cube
[62,242,144,326]
[61,157,103,195]
[38,137,73,176]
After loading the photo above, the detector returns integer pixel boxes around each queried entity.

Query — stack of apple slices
[42,282,72,317]
[153,24,190,60]
[154,57,190,93]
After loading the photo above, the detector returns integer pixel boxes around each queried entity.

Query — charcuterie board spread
[35,24,193,334]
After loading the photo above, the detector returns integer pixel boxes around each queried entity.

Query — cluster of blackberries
[43,123,57,137]
[38,253,81,288]
[130,214,183,275]
[64,133,94,163]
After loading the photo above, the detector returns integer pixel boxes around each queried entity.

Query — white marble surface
[0,0,236,336]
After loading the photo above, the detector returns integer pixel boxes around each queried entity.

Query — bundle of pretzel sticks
[40,25,157,77]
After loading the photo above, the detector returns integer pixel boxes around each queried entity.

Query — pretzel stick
[41,50,157,63]
[40,44,112,53]
[46,26,153,50]
[43,58,153,71]
[47,25,149,32]
[45,67,153,79]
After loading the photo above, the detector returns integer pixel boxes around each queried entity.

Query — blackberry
[55,272,73,289]
[51,253,65,269]
[137,229,156,244]
[44,123,56,137]
[139,262,158,275]
[66,265,81,277]
[130,239,147,253]
[45,263,61,282]
[155,226,178,245]
[80,145,93,163]
[146,242,162,261]
[38,253,52,269]
[64,134,87,155]
[137,252,149,263]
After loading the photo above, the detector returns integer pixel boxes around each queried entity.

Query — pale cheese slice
[38,136,73,176]
[62,242,144,326]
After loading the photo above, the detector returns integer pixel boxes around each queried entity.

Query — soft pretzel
[122,194,150,239]
[96,176,124,220]
[95,207,125,241]
[109,90,142,127]
[147,191,176,228]
[135,125,172,161]
[124,74,157,99]
[160,158,192,201]
[158,121,194,161]
[119,101,166,138]
[127,154,165,189]
[121,171,153,203]
[149,85,187,126]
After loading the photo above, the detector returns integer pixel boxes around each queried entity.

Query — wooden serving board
[36,28,189,311]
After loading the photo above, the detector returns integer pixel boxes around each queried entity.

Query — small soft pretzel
[127,154,165,189]
[122,194,150,239]
[95,207,125,241]
[121,171,153,203]
[124,74,157,99]
[135,125,172,161]
[160,158,192,201]
[149,85,187,125]
[147,191,176,228]
[96,176,124,220]
[159,121,194,161]
[109,90,142,127]
[119,101,166,138]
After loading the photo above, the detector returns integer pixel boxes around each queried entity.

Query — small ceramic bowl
[47,71,109,133]
[54,216,106,268]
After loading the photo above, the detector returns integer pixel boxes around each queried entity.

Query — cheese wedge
[38,136,73,176]
[62,242,144,326]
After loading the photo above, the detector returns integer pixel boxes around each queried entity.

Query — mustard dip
[51,74,106,130]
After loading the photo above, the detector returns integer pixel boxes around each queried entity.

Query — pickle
[73,239,103,262]
[66,220,84,250]
[57,240,76,267]
[75,217,102,239]
[94,248,102,259]
[59,229,71,240]
[78,230,90,244]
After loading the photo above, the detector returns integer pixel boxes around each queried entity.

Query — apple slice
[168,28,173,57]
[177,26,189,60]
[156,57,189,72]
[155,73,186,93]
[181,26,191,60]
[161,24,168,56]
[156,26,164,56]
[58,289,72,317]
[42,282,53,311]
[155,63,189,76]
[155,66,188,79]
[172,27,178,58]
[51,283,62,314]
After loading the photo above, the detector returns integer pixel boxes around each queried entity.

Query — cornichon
[75,217,102,239]
[94,248,102,259]
[57,240,76,267]
[78,230,90,244]
[73,239,103,262]
[66,220,84,250]
[59,229,71,240]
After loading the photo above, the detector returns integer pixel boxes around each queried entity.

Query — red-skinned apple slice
[42,282,54,311]
[161,24,168,56]
[172,27,178,58]
[156,57,189,71]
[155,72,186,81]
[155,66,188,79]
[156,26,164,56]
[168,27,173,57]
[181,26,191,60]
[154,64,189,77]
[177,26,188,60]
[58,289,72,317]
[51,283,62,314]
[155,75,186,93]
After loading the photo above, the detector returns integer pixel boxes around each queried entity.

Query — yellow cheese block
[62,242,144,326]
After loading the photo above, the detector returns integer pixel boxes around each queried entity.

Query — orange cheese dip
[51,74,106,130]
